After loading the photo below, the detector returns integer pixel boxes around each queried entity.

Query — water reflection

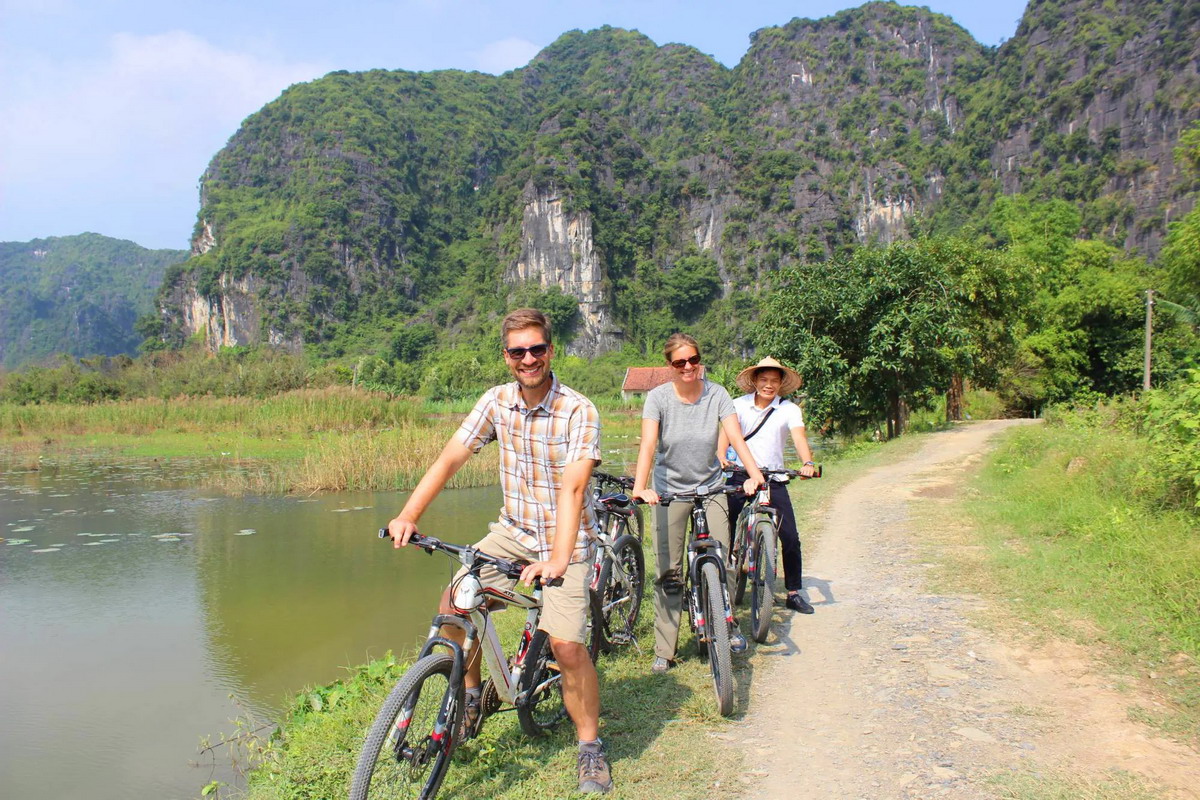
[0,456,501,800]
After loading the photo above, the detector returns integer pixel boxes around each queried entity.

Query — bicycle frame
[588,492,636,591]
[383,533,552,708]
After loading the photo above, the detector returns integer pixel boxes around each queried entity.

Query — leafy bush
[1138,370,1200,508]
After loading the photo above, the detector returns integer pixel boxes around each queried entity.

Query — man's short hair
[502,308,552,347]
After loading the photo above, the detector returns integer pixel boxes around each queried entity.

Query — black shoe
[729,626,748,653]
[786,593,815,614]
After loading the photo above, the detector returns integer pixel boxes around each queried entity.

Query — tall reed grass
[0,386,421,438]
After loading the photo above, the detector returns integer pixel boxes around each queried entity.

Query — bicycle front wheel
[731,511,752,606]
[700,560,734,716]
[349,653,462,800]
[750,520,777,643]
[597,533,645,646]
[629,503,646,542]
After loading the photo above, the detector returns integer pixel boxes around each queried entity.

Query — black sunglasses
[504,343,550,360]
[670,354,702,369]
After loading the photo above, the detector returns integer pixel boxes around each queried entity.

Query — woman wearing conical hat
[718,357,817,614]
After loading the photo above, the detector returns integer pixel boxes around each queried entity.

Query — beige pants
[652,494,732,661]
[455,523,593,644]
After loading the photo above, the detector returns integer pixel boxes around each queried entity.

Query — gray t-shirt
[643,379,736,494]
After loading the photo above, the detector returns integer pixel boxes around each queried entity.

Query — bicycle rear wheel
[517,592,602,737]
[597,533,645,646]
[700,560,734,716]
[349,653,462,800]
[750,520,777,643]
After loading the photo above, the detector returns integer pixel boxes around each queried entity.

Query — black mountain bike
[657,485,744,717]
[349,530,601,800]
[727,466,821,643]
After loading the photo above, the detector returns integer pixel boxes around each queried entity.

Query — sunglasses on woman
[504,343,550,360]
[670,354,702,369]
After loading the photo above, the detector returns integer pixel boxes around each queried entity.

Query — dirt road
[733,420,1200,799]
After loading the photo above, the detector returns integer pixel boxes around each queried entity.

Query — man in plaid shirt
[386,308,612,794]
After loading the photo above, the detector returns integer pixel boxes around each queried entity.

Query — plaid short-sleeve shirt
[456,375,601,562]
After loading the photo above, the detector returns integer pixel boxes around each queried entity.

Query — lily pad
[11,526,34,533]
[31,548,61,553]
[156,536,182,543]
[6,539,30,546]
[97,539,121,544]
[235,529,256,536]
[81,541,104,546]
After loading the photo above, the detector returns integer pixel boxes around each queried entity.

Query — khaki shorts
[452,523,593,644]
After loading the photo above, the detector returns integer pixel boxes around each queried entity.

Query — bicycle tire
[731,510,752,606]
[596,533,645,646]
[629,503,646,542]
[516,591,602,737]
[750,520,777,643]
[700,560,734,716]
[349,653,462,800]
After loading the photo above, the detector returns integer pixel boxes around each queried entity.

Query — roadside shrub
[1138,370,1200,508]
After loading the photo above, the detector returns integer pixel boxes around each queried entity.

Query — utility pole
[1143,289,1155,391]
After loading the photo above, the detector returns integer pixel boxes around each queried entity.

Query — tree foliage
[754,239,974,436]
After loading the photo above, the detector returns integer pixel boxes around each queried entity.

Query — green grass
[931,421,1200,742]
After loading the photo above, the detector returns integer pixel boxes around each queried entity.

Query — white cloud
[473,37,541,74]
[0,30,328,246]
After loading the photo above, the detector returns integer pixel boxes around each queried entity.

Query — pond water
[0,457,502,800]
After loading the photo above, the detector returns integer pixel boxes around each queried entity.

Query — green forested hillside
[0,234,186,369]
[154,0,1198,374]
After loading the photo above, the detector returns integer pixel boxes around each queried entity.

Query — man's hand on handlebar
[520,558,569,587]
[798,463,817,478]
[741,476,761,496]
[386,516,419,548]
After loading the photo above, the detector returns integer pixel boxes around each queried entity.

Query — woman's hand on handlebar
[386,516,419,548]
[632,488,660,506]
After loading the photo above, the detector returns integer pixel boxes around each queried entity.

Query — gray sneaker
[578,746,613,794]
[651,656,673,674]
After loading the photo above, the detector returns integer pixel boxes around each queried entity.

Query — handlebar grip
[378,528,429,547]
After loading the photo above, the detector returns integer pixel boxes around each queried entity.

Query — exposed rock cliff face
[981,0,1199,252]
[172,274,301,353]
[507,186,621,355]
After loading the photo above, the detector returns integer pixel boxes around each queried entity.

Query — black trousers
[726,478,804,592]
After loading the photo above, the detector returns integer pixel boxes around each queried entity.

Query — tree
[754,241,971,438]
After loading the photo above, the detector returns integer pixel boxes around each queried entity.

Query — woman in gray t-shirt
[631,333,765,672]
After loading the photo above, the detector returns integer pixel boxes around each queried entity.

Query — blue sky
[0,1,1031,251]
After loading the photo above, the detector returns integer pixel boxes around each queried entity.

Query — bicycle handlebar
[726,465,822,480]
[657,484,746,505]
[377,528,545,583]
[593,470,635,490]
